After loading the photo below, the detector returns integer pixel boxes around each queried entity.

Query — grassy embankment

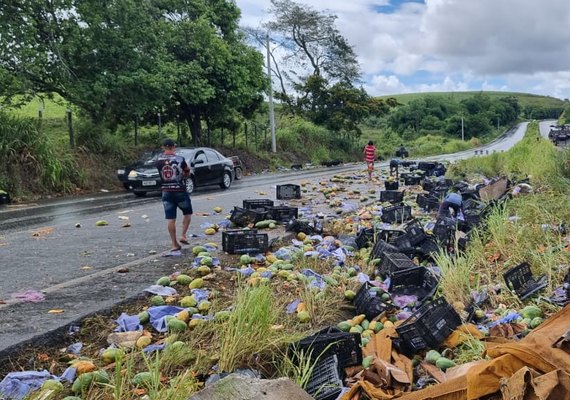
[440,120,570,310]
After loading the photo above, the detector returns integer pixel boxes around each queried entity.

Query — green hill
[378,91,566,109]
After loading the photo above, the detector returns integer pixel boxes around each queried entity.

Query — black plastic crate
[391,233,414,251]
[503,262,547,300]
[458,236,469,252]
[461,189,480,201]
[377,229,405,244]
[276,184,301,200]
[230,206,267,227]
[286,219,320,235]
[463,209,483,227]
[416,193,440,211]
[381,204,412,223]
[389,267,439,302]
[463,198,486,211]
[404,175,422,186]
[378,252,416,277]
[222,230,268,254]
[430,186,449,200]
[395,297,462,355]
[242,199,274,212]
[417,238,440,257]
[353,281,396,320]
[267,206,298,222]
[422,178,438,192]
[379,190,404,204]
[221,228,258,248]
[417,162,436,172]
[305,355,343,400]
[356,228,375,249]
[433,217,456,244]
[403,219,427,246]
[385,180,399,190]
[291,328,362,369]
[371,239,399,260]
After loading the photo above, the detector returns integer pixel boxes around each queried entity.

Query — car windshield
[139,151,161,165]
[176,149,196,160]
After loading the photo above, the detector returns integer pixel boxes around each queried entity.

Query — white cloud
[237,0,570,99]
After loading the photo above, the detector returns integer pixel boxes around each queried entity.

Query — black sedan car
[117,147,234,196]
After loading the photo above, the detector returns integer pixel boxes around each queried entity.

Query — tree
[266,0,359,84]
[264,0,364,119]
[0,0,266,143]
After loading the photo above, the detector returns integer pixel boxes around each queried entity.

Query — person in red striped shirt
[363,140,376,180]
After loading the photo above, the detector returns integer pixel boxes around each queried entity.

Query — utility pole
[461,116,464,141]
[267,34,276,153]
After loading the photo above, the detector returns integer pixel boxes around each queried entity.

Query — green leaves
[0,0,266,143]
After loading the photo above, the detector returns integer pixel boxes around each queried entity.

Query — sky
[236,0,570,99]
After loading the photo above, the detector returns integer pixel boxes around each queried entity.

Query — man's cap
[162,138,176,147]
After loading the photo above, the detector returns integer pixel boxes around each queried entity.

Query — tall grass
[438,121,570,307]
[215,284,282,372]
[0,112,81,194]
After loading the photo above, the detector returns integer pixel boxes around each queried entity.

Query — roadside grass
[0,112,81,195]
[439,121,570,310]
[214,283,288,373]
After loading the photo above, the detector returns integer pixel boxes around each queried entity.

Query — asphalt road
[0,121,537,356]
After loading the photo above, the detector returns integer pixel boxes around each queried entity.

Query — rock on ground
[188,374,312,400]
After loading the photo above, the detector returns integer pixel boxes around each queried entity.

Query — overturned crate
[379,190,404,204]
[503,262,547,300]
[378,252,416,277]
[353,281,396,320]
[230,206,267,227]
[267,206,298,223]
[222,230,268,254]
[396,296,462,355]
[416,193,440,211]
[381,204,413,224]
[356,228,376,249]
[242,199,274,212]
[371,239,399,261]
[276,184,301,200]
[290,327,362,370]
[304,355,344,400]
[389,266,439,303]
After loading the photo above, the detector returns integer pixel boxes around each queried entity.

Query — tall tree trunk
[187,114,202,146]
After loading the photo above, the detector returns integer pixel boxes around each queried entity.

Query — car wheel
[122,183,130,190]
[185,178,195,195]
[234,166,243,180]
[220,171,232,189]
[134,191,146,197]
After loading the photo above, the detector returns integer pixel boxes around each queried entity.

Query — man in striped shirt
[363,140,376,180]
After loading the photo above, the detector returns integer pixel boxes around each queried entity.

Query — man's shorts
[162,191,193,219]
[367,162,374,172]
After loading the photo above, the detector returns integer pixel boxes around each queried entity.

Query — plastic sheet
[147,306,184,332]
[0,370,57,400]
[115,312,143,332]
[144,285,178,296]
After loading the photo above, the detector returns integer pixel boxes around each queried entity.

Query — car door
[204,149,224,183]
[191,150,209,185]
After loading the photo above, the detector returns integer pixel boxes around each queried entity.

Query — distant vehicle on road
[117,147,235,196]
